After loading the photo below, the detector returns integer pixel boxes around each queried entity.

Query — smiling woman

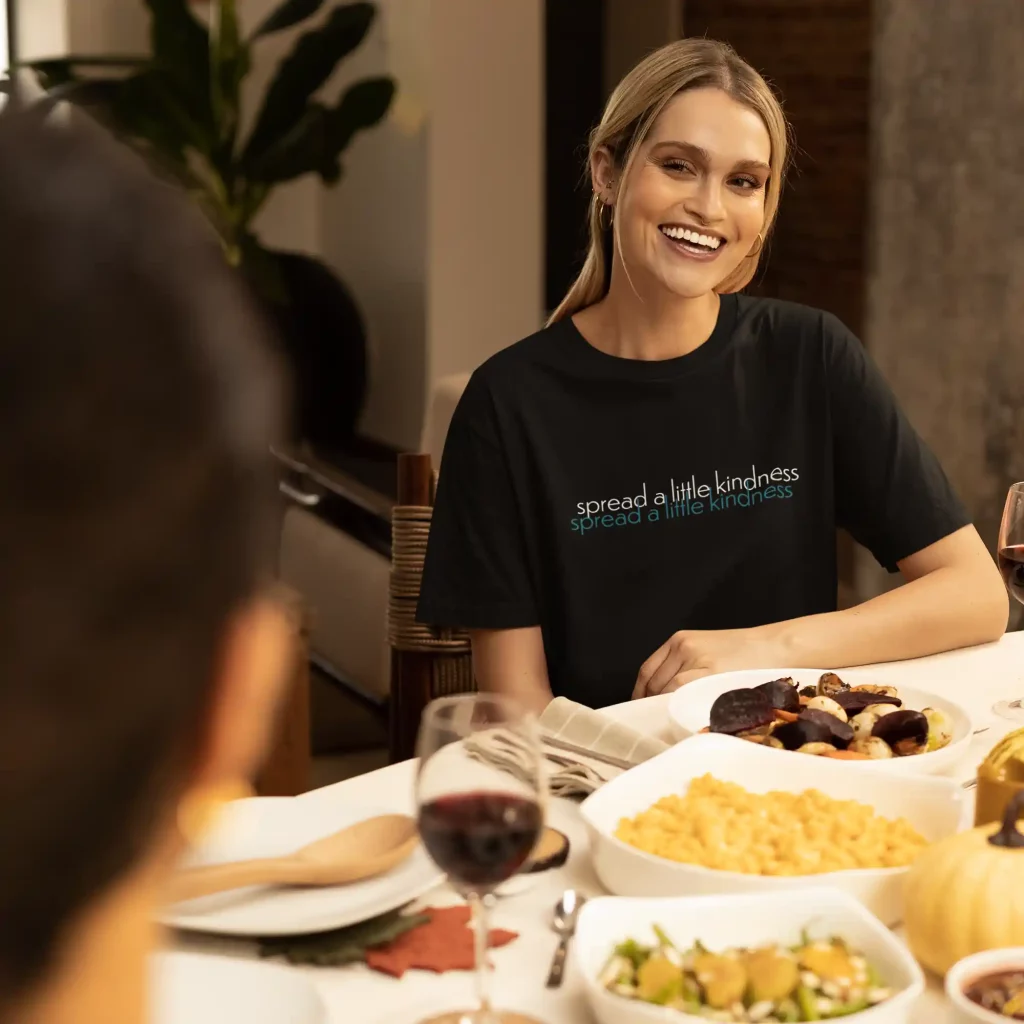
[416,39,1007,714]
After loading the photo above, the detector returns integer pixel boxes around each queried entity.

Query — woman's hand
[632,627,783,700]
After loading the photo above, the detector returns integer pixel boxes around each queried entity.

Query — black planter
[258,249,368,451]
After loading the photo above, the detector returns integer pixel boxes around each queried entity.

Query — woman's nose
[683,180,726,225]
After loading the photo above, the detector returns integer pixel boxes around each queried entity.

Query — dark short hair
[0,111,283,1011]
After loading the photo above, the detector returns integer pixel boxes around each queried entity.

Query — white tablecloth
[179,634,1024,1023]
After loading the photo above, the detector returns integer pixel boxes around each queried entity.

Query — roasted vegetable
[773,715,834,751]
[831,689,902,717]
[922,706,954,751]
[796,742,838,756]
[848,736,895,759]
[800,708,854,749]
[694,951,748,1009]
[805,695,848,722]
[872,709,929,756]
[745,947,800,1002]
[709,688,775,735]
[755,677,801,713]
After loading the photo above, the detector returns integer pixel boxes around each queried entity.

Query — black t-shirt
[417,294,969,709]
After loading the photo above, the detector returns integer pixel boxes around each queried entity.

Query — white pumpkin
[904,791,1024,975]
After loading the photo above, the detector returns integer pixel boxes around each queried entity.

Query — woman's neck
[15,867,162,1024]
[573,275,722,362]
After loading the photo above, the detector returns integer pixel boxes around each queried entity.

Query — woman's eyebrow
[650,140,770,174]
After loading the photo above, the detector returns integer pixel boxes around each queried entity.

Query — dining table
[178,632,1024,1024]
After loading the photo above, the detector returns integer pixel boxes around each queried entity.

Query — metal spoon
[546,890,586,988]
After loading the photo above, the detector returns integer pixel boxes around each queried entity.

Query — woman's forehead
[646,87,772,166]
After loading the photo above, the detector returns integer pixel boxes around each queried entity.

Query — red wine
[999,544,1024,604]
[418,792,542,893]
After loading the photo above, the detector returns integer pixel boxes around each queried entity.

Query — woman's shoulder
[733,293,857,348]
[469,319,576,389]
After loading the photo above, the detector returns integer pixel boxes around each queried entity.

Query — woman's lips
[658,226,727,262]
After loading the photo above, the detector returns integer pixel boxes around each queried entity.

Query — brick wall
[681,0,872,338]
[681,0,872,590]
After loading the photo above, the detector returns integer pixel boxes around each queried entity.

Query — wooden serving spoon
[165,814,419,905]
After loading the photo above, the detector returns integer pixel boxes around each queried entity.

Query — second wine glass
[993,482,1024,721]
[415,693,546,1024]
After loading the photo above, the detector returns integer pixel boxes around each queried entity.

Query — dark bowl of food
[947,949,1024,1022]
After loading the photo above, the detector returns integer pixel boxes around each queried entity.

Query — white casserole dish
[575,889,925,1024]
[578,733,965,926]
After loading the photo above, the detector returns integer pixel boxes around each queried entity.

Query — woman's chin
[652,263,732,300]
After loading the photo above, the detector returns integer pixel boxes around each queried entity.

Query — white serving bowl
[946,948,1024,1023]
[667,667,973,775]
[576,889,924,1024]
[578,733,965,926]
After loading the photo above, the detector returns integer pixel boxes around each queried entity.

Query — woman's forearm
[760,562,1008,669]
[469,626,554,714]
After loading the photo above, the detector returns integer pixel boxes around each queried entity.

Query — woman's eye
[663,159,694,174]
[731,176,762,190]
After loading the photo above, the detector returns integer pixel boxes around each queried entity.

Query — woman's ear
[184,594,294,803]
[590,146,619,208]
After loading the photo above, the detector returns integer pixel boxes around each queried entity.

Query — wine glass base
[419,1012,545,1024]
[992,699,1024,723]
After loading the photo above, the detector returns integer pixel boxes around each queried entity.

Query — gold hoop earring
[748,232,764,257]
[598,199,614,229]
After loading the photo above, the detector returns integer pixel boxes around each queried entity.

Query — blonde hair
[549,39,790,324]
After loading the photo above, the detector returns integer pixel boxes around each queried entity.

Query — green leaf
[242,2,376,163]
[209,0,249,165]
[248,76,394,186]
[252,0,328,38]
[109,70,210,165]
[143,0,214,142]
[258,907,430,966]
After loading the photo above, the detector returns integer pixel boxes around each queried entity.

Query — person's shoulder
[732,295,860,368]
[469,319,574,390]
[734,294,855,344]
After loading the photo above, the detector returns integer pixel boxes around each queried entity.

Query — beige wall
[425,0,544,393]
[322,0,429,451]
[16,0,68,59]
[326,0,545,450]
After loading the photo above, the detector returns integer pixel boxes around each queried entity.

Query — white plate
[576,889,924,1024]
[160,798,444,937]
[667,667,973,775]
[578,733,964,926]
[151,952,325,1024]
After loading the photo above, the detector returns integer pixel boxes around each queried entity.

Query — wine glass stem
[470,892,499,1023]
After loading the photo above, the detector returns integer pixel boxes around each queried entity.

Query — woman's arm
[634,525,1008,698]
[470,626,554,714]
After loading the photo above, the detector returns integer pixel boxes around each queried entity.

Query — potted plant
[22,0,395,447]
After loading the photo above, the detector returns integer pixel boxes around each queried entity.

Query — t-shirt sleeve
[416,374,539,629]
[824,313,970,571]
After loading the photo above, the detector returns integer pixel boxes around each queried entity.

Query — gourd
[904,788,1024,975]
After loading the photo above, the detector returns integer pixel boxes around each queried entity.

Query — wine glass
[993,482,1024,721]
[415,694,547,1024]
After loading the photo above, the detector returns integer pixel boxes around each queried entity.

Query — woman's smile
[658,222,727,262]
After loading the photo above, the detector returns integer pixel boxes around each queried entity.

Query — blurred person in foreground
[0,111,291,1024]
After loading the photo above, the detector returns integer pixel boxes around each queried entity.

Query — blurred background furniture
[276,374,470,781]
[387,452,474,763]
[254,585,312,796]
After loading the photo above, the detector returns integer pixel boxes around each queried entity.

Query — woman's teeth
[660,225,722,251]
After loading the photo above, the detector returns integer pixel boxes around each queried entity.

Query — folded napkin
[465,697,670,798]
